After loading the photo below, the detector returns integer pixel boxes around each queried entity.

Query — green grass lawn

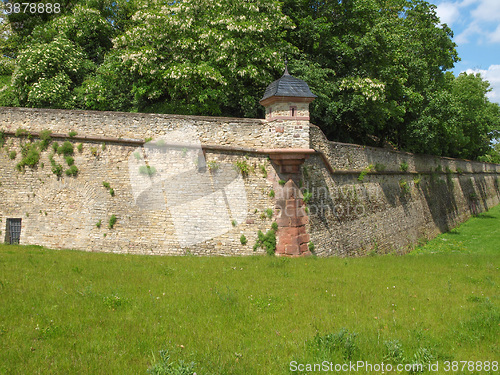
[0,206,499,374]
[410,205,500,256]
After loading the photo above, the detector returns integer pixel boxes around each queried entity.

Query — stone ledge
[0,106,265,124]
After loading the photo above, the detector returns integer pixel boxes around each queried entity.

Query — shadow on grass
[474,214,497,219]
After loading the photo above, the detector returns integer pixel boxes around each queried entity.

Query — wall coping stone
[0,106,265,124]
[310,124,500,167]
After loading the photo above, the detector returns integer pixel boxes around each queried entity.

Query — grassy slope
[410,205,500,256]
[0,206,498,374]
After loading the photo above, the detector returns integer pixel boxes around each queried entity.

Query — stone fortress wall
[0,106,499,256]
[305,126,500,255]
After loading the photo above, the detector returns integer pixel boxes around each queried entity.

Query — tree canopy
[1,0,499,161]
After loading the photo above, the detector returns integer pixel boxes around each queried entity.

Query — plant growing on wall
[51,164,63,177]
[65,165,78,176]
[39,130,52,151]
[400,162,409,172]
[155,139,167,148]
[16,142,40,171]
[21,136,79,178]
[240,234,247,245]
[260,164,268,178]
[358,164,374,182]
[399,179,410,194]
[253,223,278,255]
[15,128,29,137]
[308,241,315,253]
[108,215,117,229]
[235,160,252,177]
[302,189,313,204]
[102,181,115,196]
[207,160,220,172]
[65,156,74,166]
[49,153,63,177]
[8,151,16,160]
[139,165,156,176]
[57,141,74,156]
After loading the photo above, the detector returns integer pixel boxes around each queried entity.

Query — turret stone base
[275,179,311,256]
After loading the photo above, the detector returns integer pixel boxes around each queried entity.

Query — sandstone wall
[0,107,309,149]
[0,134,280,255]
[1,107,499,256]
[0,107,294,255]
[306,125,500,256]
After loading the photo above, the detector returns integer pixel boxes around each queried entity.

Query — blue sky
[433,0,500,104]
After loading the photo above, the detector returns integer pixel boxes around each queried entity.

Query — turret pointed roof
[260,68,317,103]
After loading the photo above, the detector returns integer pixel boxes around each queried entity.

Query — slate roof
[261,68,317,101]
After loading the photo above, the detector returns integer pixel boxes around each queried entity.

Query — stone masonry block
[290,216,308,227]
[285,244,300,256]
[276,217,291,227]
[286,199,299,209]
[278,234,293,246]
[275,244,286,255]
[299,243,309,254]
[298,233,310,244]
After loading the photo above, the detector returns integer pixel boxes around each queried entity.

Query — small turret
[260,67,316,122]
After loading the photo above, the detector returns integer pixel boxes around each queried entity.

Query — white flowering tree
[107,0,294,116]
[13,36,94,108]
[35,5,114,64]
[6,2,130,109]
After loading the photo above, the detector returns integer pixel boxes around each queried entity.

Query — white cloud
[435,0,500,43]
[470,0,500,22]
[488,24,500,43]
[455,22,482,44]
[465,65,500,104]
[435,2,461,25]
[458,0,480,6]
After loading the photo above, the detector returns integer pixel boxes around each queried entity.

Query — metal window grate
[5,218,22,244]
